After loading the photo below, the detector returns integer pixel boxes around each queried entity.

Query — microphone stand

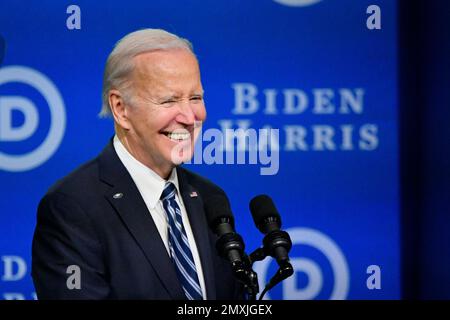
[248,247,294,300]
[225,231,293,300]
[231,257,259,301]
[217,232,259,300]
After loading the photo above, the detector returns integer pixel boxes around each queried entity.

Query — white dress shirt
[113,135,207,299]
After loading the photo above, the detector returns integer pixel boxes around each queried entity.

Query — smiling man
[31,29,243,300]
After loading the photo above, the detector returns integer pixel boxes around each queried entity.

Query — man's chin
[171,151,194,165]
[167,141,194,165]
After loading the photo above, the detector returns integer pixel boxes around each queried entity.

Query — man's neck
[115,130,173,180]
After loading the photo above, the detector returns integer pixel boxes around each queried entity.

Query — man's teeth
[165,132,191,141]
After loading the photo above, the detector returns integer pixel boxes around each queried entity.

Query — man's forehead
[129,49,202,95]
[131,51,198,85]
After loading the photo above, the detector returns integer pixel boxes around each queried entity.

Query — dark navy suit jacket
[32,141,243,300]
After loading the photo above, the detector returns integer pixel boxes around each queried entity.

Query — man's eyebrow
[158,94,181,101]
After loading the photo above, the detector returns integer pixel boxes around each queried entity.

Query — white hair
[99,28,194,117]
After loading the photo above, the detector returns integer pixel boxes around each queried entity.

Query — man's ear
[109,89,131,130]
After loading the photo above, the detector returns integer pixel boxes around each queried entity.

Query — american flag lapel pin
[189,191,198,198]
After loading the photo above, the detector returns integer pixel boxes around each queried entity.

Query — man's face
[122,48,206,176]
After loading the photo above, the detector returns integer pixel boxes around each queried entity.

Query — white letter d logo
[0,66,66,172]
[0,96,39,141]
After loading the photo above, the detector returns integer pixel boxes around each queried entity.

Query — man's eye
[161,99,176,104]
[190,96,203,102]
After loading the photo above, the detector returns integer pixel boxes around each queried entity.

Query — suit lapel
[177,167,217,300]
[98,141,185,300]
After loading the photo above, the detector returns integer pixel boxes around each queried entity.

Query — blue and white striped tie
[160,182,203,300]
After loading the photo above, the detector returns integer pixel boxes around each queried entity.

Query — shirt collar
[113,135,180,209]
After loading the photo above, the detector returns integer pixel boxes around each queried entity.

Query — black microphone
[249,195,292,267]
[249,195,293,298]
[204,192,260,299]
[204,192,245,268]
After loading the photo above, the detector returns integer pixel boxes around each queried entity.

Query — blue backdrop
[0,0,400,299]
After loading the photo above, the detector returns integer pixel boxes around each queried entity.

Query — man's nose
[176,100,196,125]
